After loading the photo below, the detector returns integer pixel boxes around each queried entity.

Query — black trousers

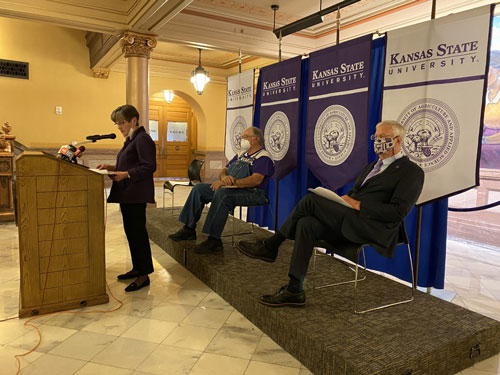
[278,194,353,282]
[120,203,154,275]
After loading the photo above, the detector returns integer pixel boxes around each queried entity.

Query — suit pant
[278,194,354,282]
[120,203,154,275]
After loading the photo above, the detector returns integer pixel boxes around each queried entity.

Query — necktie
[362,159,383,186]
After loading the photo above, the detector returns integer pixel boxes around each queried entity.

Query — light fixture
[163,90,174,103]
[273,0,361,38]
[191,48,210,95]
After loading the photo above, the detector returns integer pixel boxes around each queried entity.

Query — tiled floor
[0,187,499,375]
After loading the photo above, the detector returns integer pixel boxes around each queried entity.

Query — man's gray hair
[376,120,406,138]
[249,126,264,146]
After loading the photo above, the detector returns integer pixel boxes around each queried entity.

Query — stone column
[121,32,157,131]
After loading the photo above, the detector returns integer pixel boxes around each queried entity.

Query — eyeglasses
[370,134,398,140]
[241,135,256,139]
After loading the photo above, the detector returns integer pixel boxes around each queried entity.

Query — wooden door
[149,105,166,177]
[149,95,197,178]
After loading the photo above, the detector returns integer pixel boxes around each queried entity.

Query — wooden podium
[16,152,109,318]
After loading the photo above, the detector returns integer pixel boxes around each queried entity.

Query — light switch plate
[55,106,62,115]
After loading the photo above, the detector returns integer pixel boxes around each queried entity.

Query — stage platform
[147,208,500,375]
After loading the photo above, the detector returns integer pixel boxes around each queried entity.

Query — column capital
[121,31,157,59]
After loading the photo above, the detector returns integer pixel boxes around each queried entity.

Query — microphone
[74,146,85,158]
[58,145,76,161]
[86,133,117,142]
[58,145,85,164]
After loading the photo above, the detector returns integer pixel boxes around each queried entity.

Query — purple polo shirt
[226,148,275,190]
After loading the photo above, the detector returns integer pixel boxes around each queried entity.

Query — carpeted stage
[147,208,500,375]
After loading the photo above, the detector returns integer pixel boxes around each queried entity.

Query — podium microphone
[74,145,86,158]
[58,144,76,161]
[57,145,85,164]
[86,133,116,142]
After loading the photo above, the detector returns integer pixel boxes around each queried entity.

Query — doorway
[149,93,198,178]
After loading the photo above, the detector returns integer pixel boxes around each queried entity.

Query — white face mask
[373,136,397,155]
[240,139,251,151]
[128,127,135,138]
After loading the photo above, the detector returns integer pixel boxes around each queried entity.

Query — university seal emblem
[397,98,459,172]
[314,105,356,166]
[264,111,290,161]
[230,116,248,154]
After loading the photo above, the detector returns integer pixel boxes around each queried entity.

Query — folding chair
[163,159,204,214]
[228,199,274,246]
[311,222,415,314]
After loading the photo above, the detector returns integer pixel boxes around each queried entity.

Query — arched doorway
[149,92,198,178]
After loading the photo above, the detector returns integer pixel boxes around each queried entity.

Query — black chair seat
[163,159,204,213]
[164,180,191,192]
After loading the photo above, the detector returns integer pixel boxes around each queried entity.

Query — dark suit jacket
[108,126,156,204]
[340,156,424,258]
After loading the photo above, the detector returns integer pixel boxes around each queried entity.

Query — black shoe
[194,237,223,254]
[237,240,277,263]
[117,270,140,280]
[125,276,150,292]
[169,226,197,241]
[259,285,306,307]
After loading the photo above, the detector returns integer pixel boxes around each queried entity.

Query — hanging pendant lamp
[163,90,174,103]
[191,48,210,95]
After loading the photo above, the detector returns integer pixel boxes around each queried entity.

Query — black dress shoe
[125,276,150,292]
[259,285,306,307]
[117,270,140,280]
[194,237,223,254]
[169,226,197,241]
[237,240,277,263]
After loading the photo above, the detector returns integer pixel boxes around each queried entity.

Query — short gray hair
[248,127,264,146]
[376,120,406,138]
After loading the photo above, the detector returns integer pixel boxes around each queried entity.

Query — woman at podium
[97,104,157,292]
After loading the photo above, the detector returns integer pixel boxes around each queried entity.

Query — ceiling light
[191,49,210,95]
[163,90,174,104]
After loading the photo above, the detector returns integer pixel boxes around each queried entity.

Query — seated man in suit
[237,120,424,307]
[169,126,275,254]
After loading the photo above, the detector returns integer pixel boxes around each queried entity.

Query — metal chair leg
[171,190,175,216]
[311,247,367,290]
[232,208,235,246]
[354,244,415,314]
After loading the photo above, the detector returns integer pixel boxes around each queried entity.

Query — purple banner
[306,35,372,190]
[259,56,302,180]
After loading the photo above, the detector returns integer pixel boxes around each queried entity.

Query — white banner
[225,69,255,160]
[382,5,492,205]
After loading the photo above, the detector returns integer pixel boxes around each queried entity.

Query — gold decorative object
[0,122,13,153]
[92,68,110,79]
[0,121,15,221]
[121,31,157,59]
[2,121,11,134]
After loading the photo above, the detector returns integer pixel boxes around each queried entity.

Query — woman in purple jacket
[97,104,156,292]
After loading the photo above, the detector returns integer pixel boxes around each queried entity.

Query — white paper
[307,187,353,208]
[89,168,112,175]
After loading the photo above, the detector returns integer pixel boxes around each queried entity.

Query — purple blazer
[107,126,156,204]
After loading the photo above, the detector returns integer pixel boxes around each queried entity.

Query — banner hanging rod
[273,0,361,38]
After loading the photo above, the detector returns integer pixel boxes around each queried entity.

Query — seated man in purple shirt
[169,126,275,254]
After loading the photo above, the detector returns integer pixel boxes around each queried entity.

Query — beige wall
[0,17,227,151]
